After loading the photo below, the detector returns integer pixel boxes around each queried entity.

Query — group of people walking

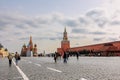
[8,51,78,66]
[54,51,79,63]
[8,52,21,67]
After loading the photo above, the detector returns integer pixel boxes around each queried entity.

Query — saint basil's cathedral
[57,28,120,56]
[21,36,38,57]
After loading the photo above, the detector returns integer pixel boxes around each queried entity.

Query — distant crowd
[53,51,79,63]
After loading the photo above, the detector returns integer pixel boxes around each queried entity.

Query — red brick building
[57,28,120,56]
[57,27,70,56]
[68,42,120,56]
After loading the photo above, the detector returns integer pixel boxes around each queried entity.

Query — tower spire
[64,27,66,32]
[60,27,70,55]
[29,36,32,44]
[63,27,68,40]
[29,36,33,51]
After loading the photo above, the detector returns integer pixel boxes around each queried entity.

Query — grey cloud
[0,34,3,38]
[79,17,89,25]
[19,37,58,40]
[51,13,80,27]
[90,31,106,35]
[24,20,40,28]
[93,38,104,41]
[49,37,57,40]
[36,13,63,26]
[14,32,22,35]
[0,12,89,32]
[75,43,80,45]
[0,13,41,31]
[110,20,120,25]
[19,37,29,40]
[69,36,86,39]
[72,28,106,37]
[86,9,104,18]
[37,18,50,25]
[94,18,107,27]
[57,37,62,40]
[49,34,63,40]
[0,21,5,27]
[26,31,33,34]
[33,37,55,40]
[4,39,12,42]
[51,9,107,29]
[15,24,28,29]
[0,26,6,30]
[0,11,112,40]
[63,19,78,27]
[33,37,48,40]
[14,31,32,36]
[51,14,63,23]
[86,9,107,27]
[0,14,27,30]
[0,18,12,30]
[72,28,89,34]
[108,37,118,41]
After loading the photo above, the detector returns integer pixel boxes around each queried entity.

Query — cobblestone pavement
[1,57,120,80]
[0,58,23,80]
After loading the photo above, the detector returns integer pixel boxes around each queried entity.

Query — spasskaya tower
[57,27,70,56]
[61,27,70,51]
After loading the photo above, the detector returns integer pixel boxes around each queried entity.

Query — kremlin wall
[57,28,120,56]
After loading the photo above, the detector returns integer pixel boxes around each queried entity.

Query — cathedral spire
[29,36,33,51]
[29,36,33,44]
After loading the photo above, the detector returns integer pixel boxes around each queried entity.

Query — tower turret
[63,27,68,41]
[61,27,70,55]
[29,36,33,51]
[21,44,27,56]
[33,44,38,57]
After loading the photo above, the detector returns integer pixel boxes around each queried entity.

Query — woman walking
[8,53,13,67]
[15,52,20,65]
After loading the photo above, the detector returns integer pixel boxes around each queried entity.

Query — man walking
[54,52,57,63]
[8,53,13,67]
[63,51,67,63]
[15,52,20,65]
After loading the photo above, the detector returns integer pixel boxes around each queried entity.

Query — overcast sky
[1,0,120,54]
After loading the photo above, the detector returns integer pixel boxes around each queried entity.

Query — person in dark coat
[54,52,57,63]
[76,52,79,60]
[63,51,67,63]
[8,53,13,67]
[15,52,20,65]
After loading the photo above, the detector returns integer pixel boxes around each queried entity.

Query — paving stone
[1,57,120,80]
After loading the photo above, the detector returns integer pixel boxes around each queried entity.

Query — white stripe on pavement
[13,61,29,80]
[47,67,62,73]
[34,63,41,67]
